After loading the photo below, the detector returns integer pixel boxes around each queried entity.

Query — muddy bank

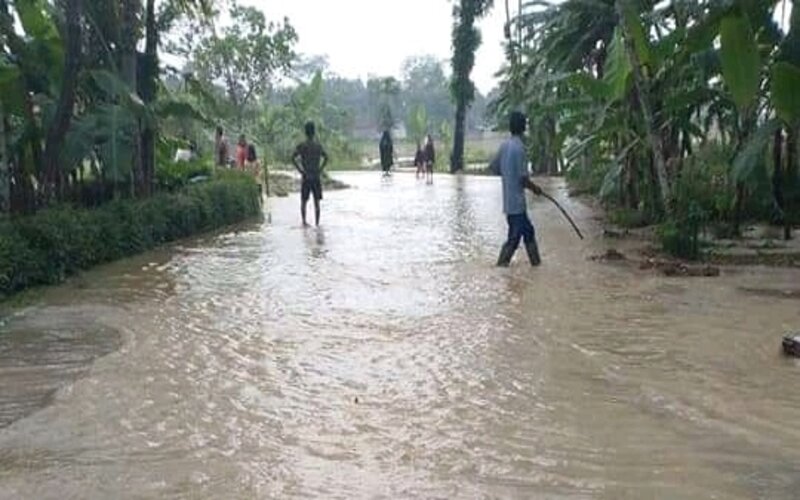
[590,213,800,277]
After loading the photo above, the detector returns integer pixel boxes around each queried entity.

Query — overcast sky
[240,0,511,94]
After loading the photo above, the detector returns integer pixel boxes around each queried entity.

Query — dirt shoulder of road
[577,192,800,277]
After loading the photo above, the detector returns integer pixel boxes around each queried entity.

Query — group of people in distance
[415,135,436,184]
[375,113,542,268]
[378,130,436,184]
[212,111,545,268]
[212,122,328,227]
[214,126,260,174]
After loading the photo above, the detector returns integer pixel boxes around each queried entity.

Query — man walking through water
[491,111,544,267]
[293,122,329,227]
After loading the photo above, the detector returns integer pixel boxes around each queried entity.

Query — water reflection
[303,227,327,260]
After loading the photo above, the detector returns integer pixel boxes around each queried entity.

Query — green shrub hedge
[156,159,214,191]
[0,173,261,298]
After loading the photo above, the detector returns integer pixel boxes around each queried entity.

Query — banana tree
[723,0,800,238]
[615,0,672,213]
[0,0,64,212]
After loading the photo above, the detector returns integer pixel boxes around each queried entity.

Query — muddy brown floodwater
[1,173,800,499]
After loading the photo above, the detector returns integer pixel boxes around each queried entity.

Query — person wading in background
[423,134,435,184]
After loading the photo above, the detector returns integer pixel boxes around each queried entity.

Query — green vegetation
[0,0,272,299]
[180,3,297,128]
[213,56,490,171]
[494,0,800,259]
[155,160,214,192]
[0,172,260,299]
[0,0,501,302]
[464,146,493,166]
[0,0,223,212]
[2,0,500,216]
[168,11,491,172]
[255,71,361,169]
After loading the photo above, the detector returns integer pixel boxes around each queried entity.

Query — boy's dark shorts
[301,177,323,202]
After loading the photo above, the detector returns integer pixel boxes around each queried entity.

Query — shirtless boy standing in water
[292,122,329,227]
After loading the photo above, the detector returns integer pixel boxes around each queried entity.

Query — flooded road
[1,172,800,499]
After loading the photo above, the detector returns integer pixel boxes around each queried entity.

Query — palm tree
[615,0,672,213]
[450,0,493,173]
[120,0,144,196]
[0,101,7,215]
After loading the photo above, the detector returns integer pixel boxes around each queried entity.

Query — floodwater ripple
[1,172,799,499]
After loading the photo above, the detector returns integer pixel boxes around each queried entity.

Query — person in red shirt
[235,135,248,170]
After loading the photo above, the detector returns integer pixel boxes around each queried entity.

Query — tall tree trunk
[11,148,36,214]
[42,0,82,202]
[517,0,522,46]
[732,113,756,236]
[786,125,797,240]
[773,128,787,233]
[452,103,467,173]
[0,103,8,215]
[121,0,144,197]
[625,152,639,210]
[646,153,660,220]
[616,0,672,216]
[450,0,491,173]
[733,183,746,236]
[140,0,157,197]
[504,0,511,39]
[788,126,798,182]
[23,97,43,210]
[3,115,22,213]
[545,116,557,175]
